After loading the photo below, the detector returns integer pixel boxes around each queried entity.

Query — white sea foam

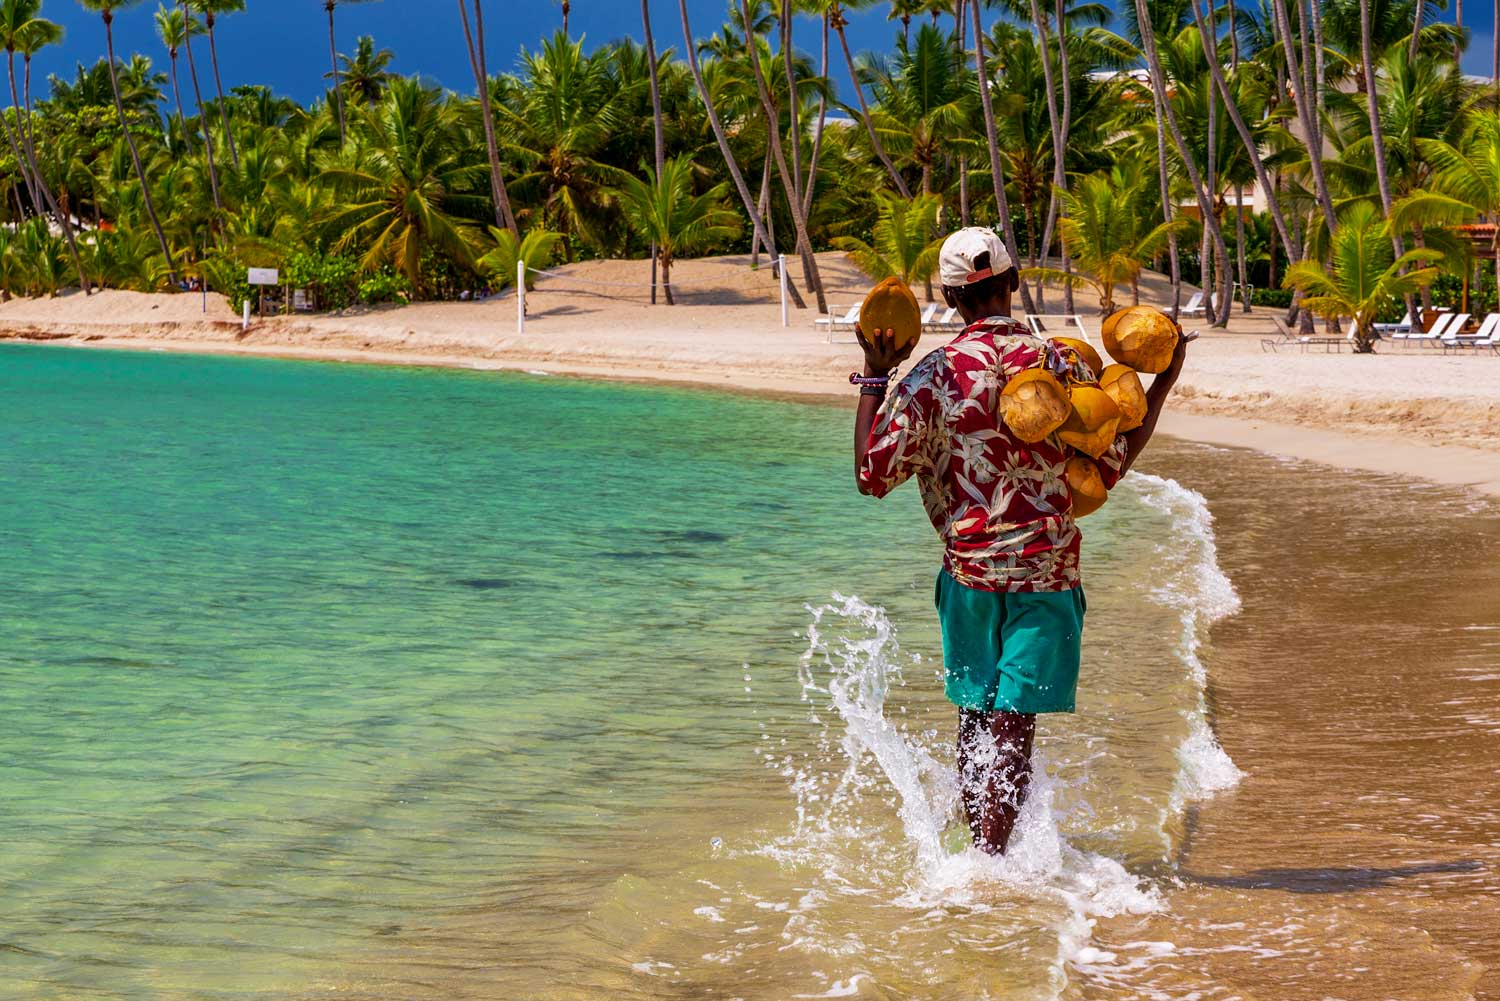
[762,476,1243,998]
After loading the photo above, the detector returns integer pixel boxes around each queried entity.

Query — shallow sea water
[1,344,1495,1000]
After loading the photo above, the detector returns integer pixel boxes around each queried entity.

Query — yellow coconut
[1099,363,1147,432]
[1101,305,1180,374]
[860,276,924,352]
[1050,336,1104,378]
[999,368,1071,443]
[1065,456,1109,518]
[1056,384,1122,458]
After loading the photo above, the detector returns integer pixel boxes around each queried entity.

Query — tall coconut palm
[1283,202,1440,353]
[831,190,944,290]
[1132,0,1231,326]
[676,0,805,306]
[320,78,483,289]
[969,0,1034,312]
[824,0,911,196]
[323,0,378,145]
[738,0,827,312]
[456,0,518,236]
[335,34,393,105]
[642,0,665,302]
[193,0,240,167]
[1269,0,1338,228]
[0,0,41,209]
[615,156,742,304]
[153,4,195,143]
[77,0,176,279]
[4,2,89,292]
[555,0,569,35]
[1359,0,1401,261]
[179,0,220,210]
[1391,115,1500,298]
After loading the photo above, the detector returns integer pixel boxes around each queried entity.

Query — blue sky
[29,0,1495,108]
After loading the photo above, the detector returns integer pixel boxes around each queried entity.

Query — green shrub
[1250,287,1293,308]
[357,268,413,305]
[285,252,359,311]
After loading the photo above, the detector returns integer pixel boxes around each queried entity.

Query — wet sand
[1086,443,1500,1000]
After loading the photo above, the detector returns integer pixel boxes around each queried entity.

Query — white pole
[242,299,250,332]
[517,261,526,334]
[779,253,789,328]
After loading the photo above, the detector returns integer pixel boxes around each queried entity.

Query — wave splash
[766,476,1242,993]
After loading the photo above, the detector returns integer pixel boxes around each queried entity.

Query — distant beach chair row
[1262,310,1499,353]
[817,301,963,343]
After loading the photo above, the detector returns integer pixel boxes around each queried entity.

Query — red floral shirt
[859,316,1128,592]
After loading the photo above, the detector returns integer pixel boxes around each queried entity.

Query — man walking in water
[851,228,1188,854]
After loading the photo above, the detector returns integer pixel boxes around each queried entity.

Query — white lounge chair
[1442,312,1500,352]
[1375,310,1414,338]
[1179,291,1205,316]
[933,306,960,330]
[815,303,860,342]
[1412,312,1466,349]
[919,302,939,326]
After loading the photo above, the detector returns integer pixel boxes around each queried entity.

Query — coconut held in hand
[860,277,924,352]
[1101,305,1180,374]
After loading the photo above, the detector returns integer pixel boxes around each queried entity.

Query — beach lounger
[1411,312,1466,350]
[1442,312,1500,352]
[815,303,860,342]
[1375,311,1414,338]
[933,306,960,331]
[1179,292,1205,317]
[1263,316,1357,352]
[919,302,939,327]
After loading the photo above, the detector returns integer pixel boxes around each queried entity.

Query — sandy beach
[4,253,1499,496]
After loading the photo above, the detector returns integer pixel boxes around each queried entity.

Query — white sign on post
[247,267,279,286]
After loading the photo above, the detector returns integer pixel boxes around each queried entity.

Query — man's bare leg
[957,709,1037,855]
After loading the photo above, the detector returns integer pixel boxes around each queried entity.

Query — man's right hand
[856,324,915,376]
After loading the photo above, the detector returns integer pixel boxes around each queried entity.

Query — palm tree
[831,190,944,290]
[889,0,921,46]
[176,0,220,210]
[642,0,665,302]
[1391,115,1500,299]
[969,0,1034,312]
[335,34,392,105]
[1025,165,1184,314]
[477,226,559,290]
[555,0,569,35]
[615,156,742,304]
[320,78,484,289]
[154,4,193,143]
[737,0,827,311]
[824,0,910,197]
[1283,202,1440,352]
[77,0,176,280]
[323,0,379,145]
[677,0,805,307]
[194,0,240,167]
[0,0,41,209]
[455,0,518,237]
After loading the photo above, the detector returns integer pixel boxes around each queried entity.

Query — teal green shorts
[934,570,1085,714]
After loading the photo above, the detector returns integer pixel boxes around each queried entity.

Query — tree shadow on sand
[1183,860,1484,894]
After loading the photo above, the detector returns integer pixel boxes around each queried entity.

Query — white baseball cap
[938,227,1015,288]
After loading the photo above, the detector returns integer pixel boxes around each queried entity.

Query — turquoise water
[0,344,1237,999]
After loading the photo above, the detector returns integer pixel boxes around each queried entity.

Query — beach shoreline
[5,256,1499,499]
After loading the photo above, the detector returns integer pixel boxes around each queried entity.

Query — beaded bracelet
[848,372,892,387]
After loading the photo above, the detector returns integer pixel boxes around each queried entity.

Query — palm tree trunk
[800,11,829,221]
[1188,0,1297,258]
[1147,26,1182,319]
[458,0,518,236]
[1052,0,1074,313]
[1360,0,1402,250]
[561,0,570,35]
[1228,0,1239,67]
[1454,0,1463,64]
[167,50,189,149]
[1270,0,1337,229]
[678,0,804,307]
[0,53,38,213]
[18,53,90,294]
[780,2,804,213]
[644,0,665,304]
[1409,0,1423,60]
[753,149,772,265]
[970,0,1035,312]
[102,9,176,280]
[326,1,347,145]
[955,0,970,225]
[182,0,222,212]
[1028,0,1065,311]
[740,0,826,313]
[205,13,239,168]
[833,12,911,197]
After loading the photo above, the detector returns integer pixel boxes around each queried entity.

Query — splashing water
[769,475,1242,993]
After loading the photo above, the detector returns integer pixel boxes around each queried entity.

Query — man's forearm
[853,390,884,493]
[1118,368,1179,477]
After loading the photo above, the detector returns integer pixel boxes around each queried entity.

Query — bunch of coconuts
[999,306,1180,517]
[859,280,1180,520]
